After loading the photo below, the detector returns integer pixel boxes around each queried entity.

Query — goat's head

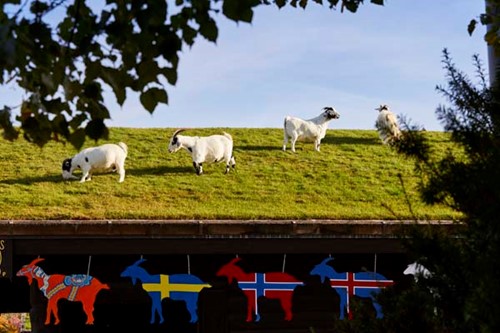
[62,158,74,180]
[168,129,187,153]
[216,257,242,284]
[17,257,45,285]
[376,105,389,112]
[310,257,335,283]
[322,107,340,120]
[404,262,431,280]
[121,258,147,285]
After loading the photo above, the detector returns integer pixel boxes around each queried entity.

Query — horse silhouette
[16,258,109,325]
[121,258,210,324]
[310,257,394,320]
[216,257,302,322]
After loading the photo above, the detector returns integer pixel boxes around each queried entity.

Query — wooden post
[486,0,500,85]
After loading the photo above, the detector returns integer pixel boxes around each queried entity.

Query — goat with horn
[168,129,236,175]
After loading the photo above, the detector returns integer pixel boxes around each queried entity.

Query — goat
[282,106,340,152]
[121,258,210,324]
[16,258,109,325]
[403,262,431,282]
[167,129,236,175]
[375,105,401,145]
[62,142,128,183]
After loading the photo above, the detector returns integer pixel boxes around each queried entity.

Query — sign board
[0,239,12,279]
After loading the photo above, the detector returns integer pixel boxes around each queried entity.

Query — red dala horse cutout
[16,258,109,325]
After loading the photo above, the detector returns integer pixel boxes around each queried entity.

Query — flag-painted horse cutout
[16,258,109,325]
[121,258,210,324]
[216,258,302,322]
[310,257,394,320]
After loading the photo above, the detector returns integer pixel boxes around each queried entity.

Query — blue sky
[1,1,489,131]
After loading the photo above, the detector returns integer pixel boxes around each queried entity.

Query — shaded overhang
[0,220,460,255]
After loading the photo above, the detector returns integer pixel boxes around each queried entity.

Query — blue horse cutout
[121,259,210,324]
[310,257,394,320]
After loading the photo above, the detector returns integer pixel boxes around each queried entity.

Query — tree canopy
[0,0,384,148]
[357,50,500,333]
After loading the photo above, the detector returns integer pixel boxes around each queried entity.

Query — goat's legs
[290,134,298,152]
[80,170,90,183]
[314,139,321,152]
[282,132,289,151]
[116,165,125,183]
[225,156,236,174]
[193,162,203,175]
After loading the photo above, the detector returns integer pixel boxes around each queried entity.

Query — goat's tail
[222,132,233,142]
[117,142,128,155]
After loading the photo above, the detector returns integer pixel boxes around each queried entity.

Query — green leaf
[468,19,477,36]
[199,17,218,42]
[0,107,19,141]
[160,67,178,85]
[69,128,86,150]
[299,0,307,9]
[137,59,160,90]
[222,0,259,23]
[343,1,359,13]
[100,66,127,105]
[140,88,168,113]
[182,25,197,46]
[85,119,108,141]
[371,0,384,5]
[275,0,287,8]
[52,114,70,138]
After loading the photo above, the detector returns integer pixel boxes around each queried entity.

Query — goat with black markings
[283,106,340,152]
[168,129,236,175]
[62,142,128,183]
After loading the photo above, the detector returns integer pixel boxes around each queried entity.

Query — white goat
[375,105,402,145]
[404,262,431,282]
[282,106,340,152]
[62,142,128,183]
[168,129,236,175]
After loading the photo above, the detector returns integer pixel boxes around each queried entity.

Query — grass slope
[0,128,460,220]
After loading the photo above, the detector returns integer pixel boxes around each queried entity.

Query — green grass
[0,128,460,220]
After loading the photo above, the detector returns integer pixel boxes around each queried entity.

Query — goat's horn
[172,128,186,137]
[321,257,333,265]
[28,258,45,266]
[133,258,146,266]
[229,257,241,265]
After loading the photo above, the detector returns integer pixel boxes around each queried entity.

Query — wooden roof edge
[0,219,461,238]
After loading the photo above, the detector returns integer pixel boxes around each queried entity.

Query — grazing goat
[375,105,401,145]
[62,142,128,183]
[283,106,340,152]
[121,258,210,324]
[168,129,236,175]
[16,258,109,325]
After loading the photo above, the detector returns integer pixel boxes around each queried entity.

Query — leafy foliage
[370,50,500,332]
[0,0,384,148]
[470,0,500,55]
